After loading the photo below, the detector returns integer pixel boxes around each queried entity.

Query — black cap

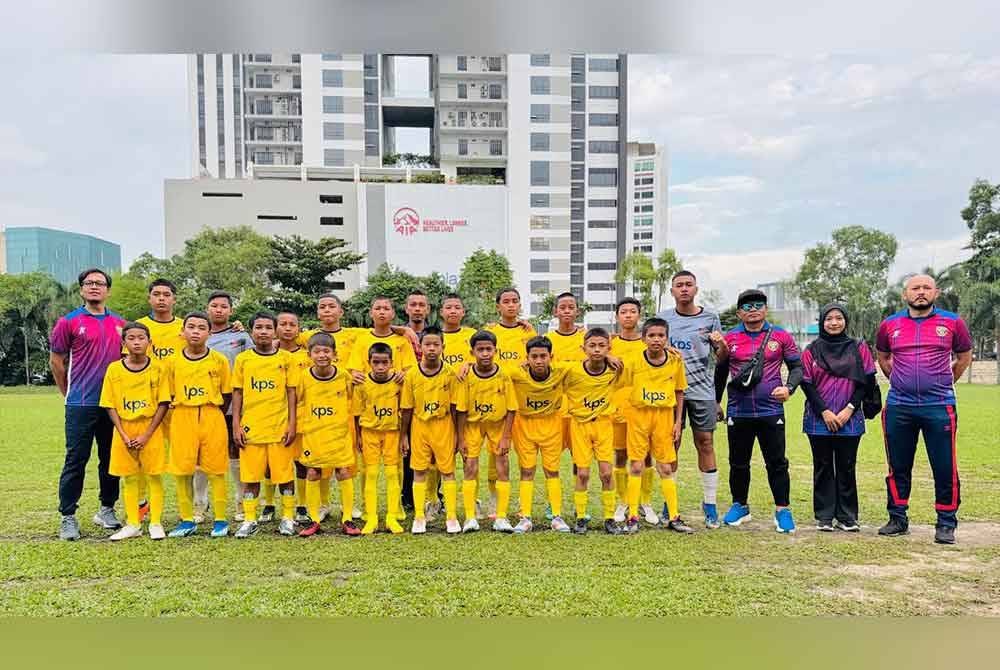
[736,289,768,307]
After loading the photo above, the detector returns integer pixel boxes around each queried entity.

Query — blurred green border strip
[4,618,999,668]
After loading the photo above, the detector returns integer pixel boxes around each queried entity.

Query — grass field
[1,386,998,616]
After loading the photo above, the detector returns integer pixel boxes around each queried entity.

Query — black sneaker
[626,516,640,534]
[834,519,860,532]
[573,518,589,535]
[259,505,276,523]
[666,517,695,534]
[878,517,909,536]
[603,519,623,535]
[934,525,956,545]
[816,520,835,532]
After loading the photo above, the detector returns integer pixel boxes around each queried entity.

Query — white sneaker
[148,524,166,540]
[513,517,533,534]
[551,516,571,533]
[277,518,296,536]
[352,506,364,520]
[319,506,330,522]
[110,524,142,541]
[493,517,514,533]
[446,519,462,534]
[640,504,660,525]
[613,502,628,523]
[233,510,245,522]
[462,518,480,533]
[411,518,427,534]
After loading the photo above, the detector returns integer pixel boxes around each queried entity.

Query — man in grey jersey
[657,270,729,528]
[192,291,254,522]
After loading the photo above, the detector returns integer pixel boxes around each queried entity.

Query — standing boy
[276,310,313,523]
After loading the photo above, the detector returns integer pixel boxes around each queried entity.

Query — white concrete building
[625,142,669,263]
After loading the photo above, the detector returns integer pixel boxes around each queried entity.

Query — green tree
[652,249,682,313]
[719,305,739,331]
[265,235,364,315]
[794,225,898,341]
[615,253,656,314]
[342,264,452,328]
[0,273,72,385]
[105,272,156,320]
[528,292,594,330]
[959,178,1000,378]
[457,249,515,327]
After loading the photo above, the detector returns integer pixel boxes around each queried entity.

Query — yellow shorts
[361,429,401,467]
[463,420,506,459]
[168,404,229,476]
[240,441,295,484]
[110,417,166,477]
[513,414,563,472]
[410,415,456,475]
[569,416,615,468]
[613,422,628,450]
[626,406,677,463]
[296,430,354,470]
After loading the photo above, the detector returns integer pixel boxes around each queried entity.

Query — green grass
[1,386,998,616]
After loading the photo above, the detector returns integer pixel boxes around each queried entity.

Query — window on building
[588,240,618,249]
[530,54,551,66]
[571,229,584,242]
[457,56,467,71]
[292,74,302,89]
[634,160,654,171]
[571,144,584,162]
[254,73,272,88]
[323,122,345,140]
[530,280,550,294]
[571,164,585,181]
[487,56,502,71]
[530,133,550,151]
[255,151,275,165]
[530,104,550,122]
[322,70,344,87]
[571,183,584,199]
[571,85,585,111]
[458,139,468,156]
[530,76,551,94]
[322,96,344,113]
[458,83,468,99]
[640,191,654,199]
[364,54,377,75]
[589,140,619,153]
[530,161,550,186]
[571,248,584,264]
[321,53,342,61]
[589,86,619,98]
[254,54,272,63]
[365,131,379,156]
[490,139,503,156]
[588,283,616,292]
[365,105,378,128]
[530,193,550,208]
[589,113,619,126]
[588,262,617,271]
[633,245,653,253]
[640,204,653,212]
[319,194,344,204]
[530,259,550,273]
[571,201,584,218]
[488,83,502,99]
[588,57,619,72]
[457,110,467,126]
[364,79,377,102]
[588,168,618,187]
[320,217,344,226]
[530,238,550,251]
[488,111,503,127]
[530,215,551,230]
[590,199,617,208]
[588,220,616,229]
[634,231,654,240]
[323,148,345,166]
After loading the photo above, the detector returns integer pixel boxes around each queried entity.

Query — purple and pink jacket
[723,323,802,418]
[49,306,127,406]
[801,341,876,437]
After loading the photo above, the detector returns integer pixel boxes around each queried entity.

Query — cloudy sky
[2,52,998,301]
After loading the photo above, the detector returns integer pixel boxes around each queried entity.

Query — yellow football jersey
[99,359,171,421]
[347,330,418,375]
[441,326,478,368]
[620,352,688,409]
[283,346,312,375]
[350,374,402,431]
[296,367,352,440]
[401,363,457,421]
[508,365,570,417]
[455,365,518,423]
[164,349,232,407]
[485,323,536,373]
[548,328,587,363]
[610,335,647,361]
[134,315,186,361]
[232,348,300,444]
[297,326,362,366]
[563,361,619,421]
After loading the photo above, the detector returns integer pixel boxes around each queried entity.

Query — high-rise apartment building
[625,141,669,264]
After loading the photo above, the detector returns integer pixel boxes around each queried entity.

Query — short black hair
[616,297,642,313]
[276,310,299,321]
[525,335,553,354]
[368,342,393,360]
[495,287,520,303]
[78,268,112,288]
[407,289,427,299]
[671,270,697,283]
[317,293,341,306]
[641,317,669,336]
[420,325,443,342]
[207,290,232,306]
[554,292,577,304]
[584,327,611,342]
[307,332,336,351]
[470,330,497,348]
[371,295,394,308]
[249,311,278,329]
[120,321,150,339]
[182,311,211,328]
[148,278,177,294]
[441,292,464,306]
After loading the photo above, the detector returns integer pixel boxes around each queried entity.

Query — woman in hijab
[800,304,876,532]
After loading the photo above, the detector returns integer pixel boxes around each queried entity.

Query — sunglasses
[739,301,766,311]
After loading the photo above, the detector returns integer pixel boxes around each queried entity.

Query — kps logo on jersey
[250,377,276,392]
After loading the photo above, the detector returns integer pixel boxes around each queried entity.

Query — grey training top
[206,326,254,369]
[657,306,723,402]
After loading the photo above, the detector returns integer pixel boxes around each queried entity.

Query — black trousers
[808,434,860,525]
[58,406,118,515]
[727,415,790,507]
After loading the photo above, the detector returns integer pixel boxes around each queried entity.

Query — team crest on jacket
[767,340,779,351]
[935,325,948,337]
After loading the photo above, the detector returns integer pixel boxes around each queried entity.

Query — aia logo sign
[393,207,419,237]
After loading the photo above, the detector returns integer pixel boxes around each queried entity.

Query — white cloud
[670,175,763,194]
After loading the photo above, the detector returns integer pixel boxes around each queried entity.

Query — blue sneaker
[723,503,751,527]
[168,520,197,538]
[544,504,554,521]
[210,520,230,538]
[702,502,720,529]
[774,508,796,534]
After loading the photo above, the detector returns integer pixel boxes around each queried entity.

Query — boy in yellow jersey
[609,297,658,525]
[274,310,313,525]
[231,311,299,539]
[439,294,477,369]
[561,328,623,535]
[400,326,461,535]
[294,332,362,537]
[100,322,171,540]
[350,342,405,535]
[164,312,234,538]
[347,297,418,379]
[619,317,694,535]
[508,336,572,533]
[455,330,518,533]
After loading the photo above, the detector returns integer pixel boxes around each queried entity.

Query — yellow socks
[660,473,679,521]
[641,468,654,506]
[519,480,534,518]
[601,489,616,520]
[175,474,194,522]
[338,477,354,523]
[147,475,164,526]
[281,492,295,521]
[463,479,478,520]
[573,490,588,519]
[209,474,227,522]
[613,467,627,504]
[413,480,427,520]
[295,477,307,509]
[364,469,378,521]
[627,474,642,519]
[319,477,331,509]
[545,477,562,518]
[443,480,458,521]
[306,478,322,523]
[385,466,403,533]
[495,480,511,518]
[123,475,140,527]
[262,479,275,506]
[242,495,258,522]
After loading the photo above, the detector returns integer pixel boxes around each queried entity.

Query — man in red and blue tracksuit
[875,274,973,545]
